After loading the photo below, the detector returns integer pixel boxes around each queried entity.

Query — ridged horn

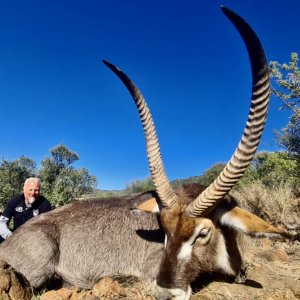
[103,60,178,208]
[186,7,270,217]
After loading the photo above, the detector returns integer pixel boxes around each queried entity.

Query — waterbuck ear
[136,198,161,214]
[218,206,290,239]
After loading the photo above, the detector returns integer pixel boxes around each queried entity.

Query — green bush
[238,151,300,195]
[39,145,97,207]
[0,145,97,209]
[0,156,36,209]
[125,177,154,194]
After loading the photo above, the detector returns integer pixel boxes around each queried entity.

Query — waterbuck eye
[194,227,212,246]
[197,228,210,238]
[191,227,211,246]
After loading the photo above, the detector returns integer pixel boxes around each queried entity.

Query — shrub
[125,177,154,194]
[232,182,299,230]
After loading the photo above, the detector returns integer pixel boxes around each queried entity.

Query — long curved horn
[186,7,270,217]
[103,60,178,208]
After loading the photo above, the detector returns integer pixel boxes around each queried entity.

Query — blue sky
[0,1,299,190]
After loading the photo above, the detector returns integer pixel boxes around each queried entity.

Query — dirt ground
[38,238,300,300]
[191,239,300,300]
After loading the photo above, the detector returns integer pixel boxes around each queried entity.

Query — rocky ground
[192,239,300,300]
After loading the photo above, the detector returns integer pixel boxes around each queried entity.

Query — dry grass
[232,182,300,232]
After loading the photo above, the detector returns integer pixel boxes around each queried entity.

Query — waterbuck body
[0,7,290,300]
[0,192,164,288]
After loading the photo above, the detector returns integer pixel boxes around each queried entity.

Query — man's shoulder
[6,194,24,205]
[2,194,25,217]
[36,196,52,211]
[38,195,50,204]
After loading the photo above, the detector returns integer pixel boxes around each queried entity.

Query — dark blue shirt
[2,194,51,231]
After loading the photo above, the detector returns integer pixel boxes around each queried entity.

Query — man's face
[24,181,41,204]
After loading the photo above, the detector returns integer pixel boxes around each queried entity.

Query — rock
[76,290,99,300]
[0,259,32,300]
[40,288,74,300]
[92,277,126,298]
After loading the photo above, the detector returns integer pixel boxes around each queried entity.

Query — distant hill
[83,175,203,199]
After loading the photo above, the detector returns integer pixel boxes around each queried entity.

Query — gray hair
[24,177,41,187]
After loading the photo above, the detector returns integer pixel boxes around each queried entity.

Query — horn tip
[103,59,121,73]
[221,6,237,20]
[103,59,113,68]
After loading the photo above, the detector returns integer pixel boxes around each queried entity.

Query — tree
[253,152,299,191]
[269,52,300,159]
[39,144,97,207]
[0,156,36,208]
[198,163,226,186]
[51,144,79,168]
[276,111,300,159]
[39,145,79,193]
[269,52,300,112]
[198,152,299,196]
[237,151,300,195]
[50,167,97,207]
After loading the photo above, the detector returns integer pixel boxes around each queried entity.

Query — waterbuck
[0,7,289,300]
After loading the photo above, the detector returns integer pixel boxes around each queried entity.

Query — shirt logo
[15,206,24,213]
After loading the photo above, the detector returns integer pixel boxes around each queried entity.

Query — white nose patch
[155,281,191,300]
[216,234,234,275]
[169,286,191,300]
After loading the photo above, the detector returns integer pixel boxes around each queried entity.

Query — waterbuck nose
[154,282,191,300]
[155,288,173,300]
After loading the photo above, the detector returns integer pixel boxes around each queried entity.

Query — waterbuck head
[103,7,289,300]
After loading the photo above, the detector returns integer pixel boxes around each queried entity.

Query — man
[0,177,51,240]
